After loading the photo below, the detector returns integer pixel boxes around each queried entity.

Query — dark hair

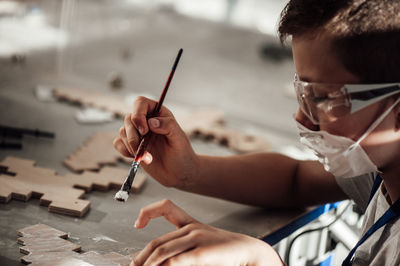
[278,0,400,83]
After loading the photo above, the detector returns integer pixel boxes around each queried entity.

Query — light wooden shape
[64,132,132,172]
[54,87,131,117]
[0,156,147,217]
[17,224,132,266]
[177,108,270,153]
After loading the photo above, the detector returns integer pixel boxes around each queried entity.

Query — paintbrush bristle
[114,190,129,202]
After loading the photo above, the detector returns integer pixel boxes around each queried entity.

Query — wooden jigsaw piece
[17,224,81,256]
[21,251,80,265]
[177,108,270,153]
[79,251,131,266]
[17,224,132,266]
[103,252,133,266]
[48,199,91,217]
[18,237,81,255]
[0,156,144,217]
[225,131,270,153]
[64,132,126,172]
[63,166,147,193]
[178,108,225,137]
[17,224,69,239]
[63,158,100,172]
[53,87,131,117]
[0,175,32,202]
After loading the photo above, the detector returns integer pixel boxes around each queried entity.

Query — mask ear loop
[346,97,400,154]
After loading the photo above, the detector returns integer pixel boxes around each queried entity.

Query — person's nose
[295,109,320,131]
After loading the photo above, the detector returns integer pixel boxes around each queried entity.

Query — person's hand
[132,199,284,266]
[113,97,199,188]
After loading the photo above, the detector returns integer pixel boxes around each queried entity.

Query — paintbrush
[115,48,183,202]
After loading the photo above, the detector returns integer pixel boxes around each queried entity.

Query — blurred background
[0,0,299,144]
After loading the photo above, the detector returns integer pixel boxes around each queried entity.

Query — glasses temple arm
[343,84,400,113]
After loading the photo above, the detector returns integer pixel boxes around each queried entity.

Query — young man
[114,0,400,265]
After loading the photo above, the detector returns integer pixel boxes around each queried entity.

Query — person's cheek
[295,109,319,131]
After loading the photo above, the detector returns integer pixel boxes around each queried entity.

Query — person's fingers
[147,117,184,146]
[117,123,153,163]
[113,137,131,158]
[133,225,194,266]
[135,199,197,229]
[161,249,198,266]
[131,96,158,136]
[131,96,174,135]
[124,114,141,153]
[119,125,134,156]
[143,233,198,266]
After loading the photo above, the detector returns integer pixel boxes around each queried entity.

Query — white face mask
[296,98,400,178]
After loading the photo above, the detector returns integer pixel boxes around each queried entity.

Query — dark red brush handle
[134,48,183,162]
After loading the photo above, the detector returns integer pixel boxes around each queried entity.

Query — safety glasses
[294,74,400,124]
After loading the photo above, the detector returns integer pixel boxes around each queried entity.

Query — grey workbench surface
[0,5,308,265]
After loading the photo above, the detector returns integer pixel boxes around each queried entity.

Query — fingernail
[134,220,138,228]
[143,154,151,164]
[138,126,144,135]
[149,118,160,128]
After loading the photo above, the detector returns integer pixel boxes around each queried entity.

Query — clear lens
[293,75,400,125]
[294,80,350,124]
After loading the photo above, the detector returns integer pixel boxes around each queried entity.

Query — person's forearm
[180,152,347,208]
[181,152,301,208]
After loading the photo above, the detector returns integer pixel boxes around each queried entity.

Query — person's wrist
[174,152,201,190]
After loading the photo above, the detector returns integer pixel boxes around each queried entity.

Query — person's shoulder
[353,183,400,266]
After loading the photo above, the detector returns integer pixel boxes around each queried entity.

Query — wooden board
[17,224,133,266]
[0,156,147,217]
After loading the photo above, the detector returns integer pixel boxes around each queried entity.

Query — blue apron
[342,174,400,265]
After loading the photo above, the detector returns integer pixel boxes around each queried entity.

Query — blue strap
[342,174,400,266]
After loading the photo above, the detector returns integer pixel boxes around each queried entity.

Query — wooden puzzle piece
[177,108,225,137]
[64,132,132,172]
[0,156,147,217]
[17,224,81,255]
[17,223,69,239]
[62,166,147,193]
[17,224,132,266]
[19,237,81,255]
[0,175,32,202]
[53,87,131,117]
[79,251,131,266]
[177,109,270,153]
[224,130,270,153]
[21,251,80,265]
[103,252,133,266]
[48,199,92,217]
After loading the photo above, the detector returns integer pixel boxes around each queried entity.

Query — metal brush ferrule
[121,161,140,193]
